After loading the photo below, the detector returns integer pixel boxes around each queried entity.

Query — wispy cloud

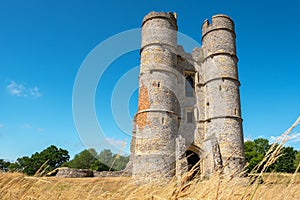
[270,132,300,144]
[288,132,300,143]
[6,81,42,97]
[21,124,32,129]
[36,128,45,132]
[0,124,4,128]
[244,134,252,142]
[106,137,127,148]
[21,124,45,133]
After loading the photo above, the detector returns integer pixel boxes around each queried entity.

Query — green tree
[0,159,11,171]
[295,151,300,172]
[112,154,129,171]
[90,159,110,171]
[244,138,270,172]
[66,149,129,171]
[273,146,297,173]
[40,145,70,169]
[8,145,69,175]
[66,149,110,171]
[254,138,270,155]
[67,148,97,169]
[244,138,299,173]
[97,150,129,171]
[98,149,114,168]
[8,156,31,172]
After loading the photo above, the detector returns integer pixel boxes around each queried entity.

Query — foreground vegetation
[0,117,299,199]
[0,172,300,199]
[1,138,299,176]
[1,117,299,176]
[0,148,129,176]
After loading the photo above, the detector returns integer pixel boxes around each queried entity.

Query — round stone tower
[201,14,245,175]
[133,12,179,178]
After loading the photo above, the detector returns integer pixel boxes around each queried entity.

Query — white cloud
[21,124,45,133]
[106,137,127,148]
[21,124,32,129]
[36,128,45,132]
[289,132,300,143]
[6,81,42,97]
[244,134,252,142]
[29,86,42,97]
[269,132,300,144]
[270,136,277,143]
[6,81,25,96]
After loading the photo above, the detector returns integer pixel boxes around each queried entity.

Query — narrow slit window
[161,117,165,125]
[157,82,160,88]
[185,75,194,97]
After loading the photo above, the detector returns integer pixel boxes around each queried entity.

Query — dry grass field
[1,118,299,199]
[1,172,300,199]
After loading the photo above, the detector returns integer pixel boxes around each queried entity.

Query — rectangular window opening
[187,111,193,123]
[185,73,195,97]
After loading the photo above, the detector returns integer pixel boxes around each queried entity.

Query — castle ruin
[128,12,245,179]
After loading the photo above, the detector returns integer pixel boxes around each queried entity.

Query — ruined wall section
[192,48,205,150]
[176,45,196,148]
[133,12,179,178]
[201,15,245,175]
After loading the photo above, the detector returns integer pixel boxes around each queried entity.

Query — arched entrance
[186,150,200,170]
[185,145,200,177]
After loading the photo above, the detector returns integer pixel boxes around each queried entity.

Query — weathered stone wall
[176,48,197,148]
[201,14,245,176]
[129,12,245,180]
[175,135,188,180]
[47,167,131,178]
[52,168,93,178]
[133,12,179,179]
[93,171,131,177]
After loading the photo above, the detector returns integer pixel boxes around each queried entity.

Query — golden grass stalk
[0,117,299,199]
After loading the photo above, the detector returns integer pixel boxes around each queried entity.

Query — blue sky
[0,0,299,161]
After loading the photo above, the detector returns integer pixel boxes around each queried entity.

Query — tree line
[245,138,300,173]
[0,145,129,176]
[0,138,299,176]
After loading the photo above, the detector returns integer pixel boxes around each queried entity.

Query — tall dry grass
[0,117,299,199]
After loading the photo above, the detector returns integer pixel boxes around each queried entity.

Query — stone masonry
[128,12,245,180]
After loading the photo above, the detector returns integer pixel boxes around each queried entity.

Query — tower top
[142,11,178,30]
[202,14,235,37]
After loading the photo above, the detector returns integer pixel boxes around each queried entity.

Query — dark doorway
[185,150,200,177]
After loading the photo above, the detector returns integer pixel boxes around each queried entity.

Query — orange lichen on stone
[138,83,150,111]
[136,83,150,130]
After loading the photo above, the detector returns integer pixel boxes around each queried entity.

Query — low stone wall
[47,167,93,178]
[56,168,94,178]
[93,170,131,177]
[46,167,131,178]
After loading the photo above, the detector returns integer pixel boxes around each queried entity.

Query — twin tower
[129,12,245,179]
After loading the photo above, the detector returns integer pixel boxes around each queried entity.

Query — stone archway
[186,150,200,171]
[185,145,201,177]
